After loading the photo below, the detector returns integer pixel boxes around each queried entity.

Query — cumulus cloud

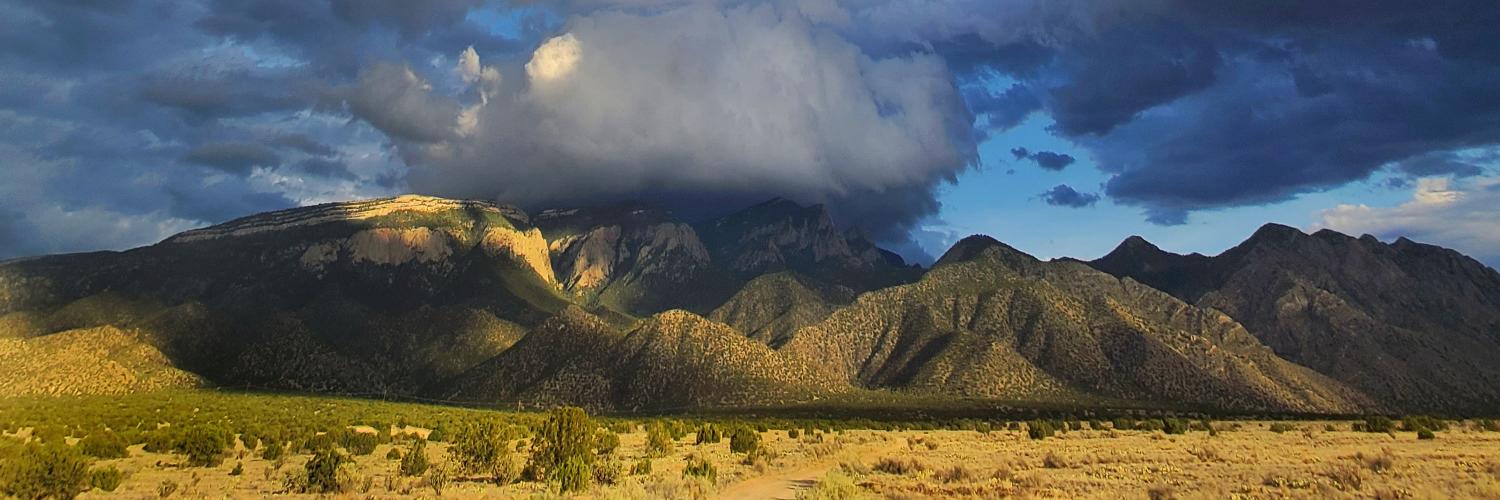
[1038,184,1099,207]
[392,2,976,241]
[1314,176,1500,267]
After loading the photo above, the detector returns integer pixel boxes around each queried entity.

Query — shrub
[0,443,91,500]
[592,459,622,485]
[385,448,401,460]
[88,465,123,492]
[787,428,800,439]
[176,425,232,467]
[873,456,926,475]
[157,480,178,498]
[1363,416,1396,433]
[1163,418,1188,435]
[552,456,591,493]
[631,458,652,476]
[1269,423,1297,434]
[1112,418,1135,431]
[1401,415,1447,433]
[797,472,860,500]
[78,431,129,459]
[426,427,446,443]
[240,433,260,451]
[594,429,620,455]
[341,431,378,456]
[729,427,761,454]
[934,464,976,483]
[303,448,351,493]
[1417,429,1435,440]
[1027,420,1056,440]
[142,430,175,453]
[696,424,723,445]
[229,462,244,476]
[399,440,430,477]
[646,422,674,458]
[527,408,595,484]
[682,454,716,483]
[260,440,285,460]
[1043,451,1069,469]
[451,419,513,476]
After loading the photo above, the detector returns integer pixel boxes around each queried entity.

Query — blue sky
[1,1,1497,267]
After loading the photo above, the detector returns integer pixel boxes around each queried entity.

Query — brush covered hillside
[1,195,1498,414]
[777,236,1376,414]
[1090,224,1500,413]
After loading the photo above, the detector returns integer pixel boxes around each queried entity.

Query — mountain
[4,195,1496,415]
[774,236,1374,413]
[534,204,738,316]
[695,198,921,292]
[1090,224,1500,413]
[446,306,839,411]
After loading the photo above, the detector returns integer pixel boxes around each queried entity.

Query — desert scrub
[77,430,128,459]
[796,471,862,499]
[451,418,517,477]
[302,447,352,493]
[530,407,596,490]
[682,454,717,483]
[1268,422,1297,434]
[873,456,926,475]
[175,424,232,467]
[399,440,430,476]
[630,458,653,476]
[729,426,761,454]
[0,443,91,500]
[646,421,674,458]
[88,465,123,492]
[594,428,621,455]
[1027,420,1057,440]
[696,423,723,444]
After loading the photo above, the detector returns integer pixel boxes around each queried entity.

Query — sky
[1,0,1498,267]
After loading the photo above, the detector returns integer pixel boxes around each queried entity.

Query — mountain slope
[1090,224,1500,413]
[0,325,202,397]
[708,272,854,347]
[778,236,1375,413]
[448,307,840,410]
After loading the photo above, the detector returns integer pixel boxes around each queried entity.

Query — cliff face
[1091,224,1500,413]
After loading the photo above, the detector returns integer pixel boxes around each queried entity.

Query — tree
[176,425,232,467]
[729,426,760,454]
[304,448,351,493]
[450,419,513,476]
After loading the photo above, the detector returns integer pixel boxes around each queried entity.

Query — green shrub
[530,407,596,486]
[303,448,351,493]
[78,431,128,459]
[142,430,175,453]
[229,462,243,476]
[1417,429,1436,440]
[0,443,91,500]
[1363,416,1396,433]
[729,427,761,454]
[592,459,622,485]
[260,440,285,460]
[1401,415,1448,433]
[682,454,716,483]
[594,429,620,456]
[399,440,430,477]
[787,428,800,439]
[340,432,378,456]
[552,456,591,493]
[385,448,401,460]
[426,427,446,442]
[239,433,260,451]
[630,458,652,476]
[1269,423,1297,434]
[646,422,674,458]
[797,471,860,500]
[1479,419,1500,432]
[1163,418,1188,435]
[175,425,232,467]
[696,424,723,444]
[1111,418,1134,430]
[88,465,123,492]
[451,419,514,476]
[1027,420,1056,440]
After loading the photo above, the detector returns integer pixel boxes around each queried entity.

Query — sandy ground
[66,421,1500,499]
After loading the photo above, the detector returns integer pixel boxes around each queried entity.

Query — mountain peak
[1247,222,1306,242]
[934,234,1035,267]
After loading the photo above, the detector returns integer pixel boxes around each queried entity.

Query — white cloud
[1314,176,1500,266]
[525,33,582,84]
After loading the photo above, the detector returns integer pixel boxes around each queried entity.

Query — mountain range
[1,194,1497,415]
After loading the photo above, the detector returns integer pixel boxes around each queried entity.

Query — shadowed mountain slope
[1090,224,1500,413]
[778,236,1376,414]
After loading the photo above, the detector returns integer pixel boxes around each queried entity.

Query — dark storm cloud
[1029,151,1074,170]
[1039,184,1099,208]
[297,157,358,180]
[182,142,282,173]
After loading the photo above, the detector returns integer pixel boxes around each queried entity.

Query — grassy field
[2,390,1498,498]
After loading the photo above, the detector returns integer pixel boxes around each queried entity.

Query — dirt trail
[717,437,901,500]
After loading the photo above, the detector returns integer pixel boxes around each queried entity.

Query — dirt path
[717,438,901,500]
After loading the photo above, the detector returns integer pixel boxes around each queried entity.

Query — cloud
[1314,176,1500,268]
[397,2,978,241]
[181,142,281,173]
[1038,184,1099,208]
[1029,151,1074,170]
